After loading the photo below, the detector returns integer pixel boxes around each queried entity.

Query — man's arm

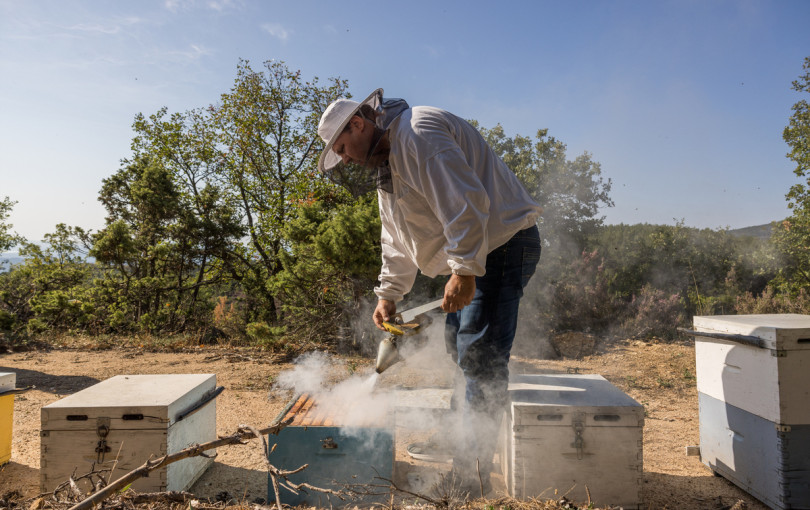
[443,274,475,312]
[373,299,397,330]
[419,148,492,278]
[374,208,418,329]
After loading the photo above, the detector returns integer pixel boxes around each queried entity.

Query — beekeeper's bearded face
[332,114,388,170]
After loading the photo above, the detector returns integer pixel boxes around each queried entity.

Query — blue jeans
[444,225,541,478]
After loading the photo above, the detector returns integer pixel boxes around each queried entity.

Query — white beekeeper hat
[318,88,383,174]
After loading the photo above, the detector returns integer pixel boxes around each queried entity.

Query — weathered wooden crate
[41,374,220,493]
[693,314,810,424]
[269,393,394,507]
[0,372,15,466]
[693,314,810,509]
[500,374,643,509]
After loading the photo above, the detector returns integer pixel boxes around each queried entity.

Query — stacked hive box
[500,373,643,509]
[0,372,15,465]
[269,393,394,507]
[41,374,219,493]
[694,314,810,510]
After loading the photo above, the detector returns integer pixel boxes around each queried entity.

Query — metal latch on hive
[571,413,585,460]
[95,417,112,463]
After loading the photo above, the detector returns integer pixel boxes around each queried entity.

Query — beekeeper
[318,88,542,493]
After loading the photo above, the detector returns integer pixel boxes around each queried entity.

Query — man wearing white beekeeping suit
[318,88,542,494]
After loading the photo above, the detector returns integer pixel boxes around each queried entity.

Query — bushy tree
[132,60,349,329]
[474,124,613,254]
[549,249,624,333]
[271,194,381,346]
[0,224,93,339]
[0,197,24,255]
[90,154,242,334]
[773,56,810,293]
[589,223,777,316]
[472,123,620,337]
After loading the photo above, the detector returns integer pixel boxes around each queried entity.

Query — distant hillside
[728,223,774,240]
[0,255,24,272]
[1,248,94,272]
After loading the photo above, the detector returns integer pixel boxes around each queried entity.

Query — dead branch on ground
[124,491,196,505]
[50,467,111,502]
[65,418,346,510]
[363,475,444,507]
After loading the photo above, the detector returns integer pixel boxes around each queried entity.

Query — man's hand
[443,274,476,313]
[373,299,397,330]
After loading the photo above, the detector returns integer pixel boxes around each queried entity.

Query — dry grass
[1,337,761,510]
[0,489,628,510]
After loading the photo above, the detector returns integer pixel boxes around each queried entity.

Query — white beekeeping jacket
[375,106,542,302]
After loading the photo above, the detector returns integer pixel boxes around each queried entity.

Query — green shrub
[551,250,624,334]
[622,285,685,340]
[246,321,286,349]
[0,309,15,331]
[735,286,810,314]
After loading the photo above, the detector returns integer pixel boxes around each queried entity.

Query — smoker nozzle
[375,336,401,374]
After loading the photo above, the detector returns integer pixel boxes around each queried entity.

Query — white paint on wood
[511,427,642,506]
[166,396,216,492]
[40,428,168,492]
[693,314,810,351]
[0,373,14,392]
[42,374,215,428]
[694,315,810,424]
[40,374,216,493]
[508,374,642,408]
[501,374,643,509]
[394,388,453,410]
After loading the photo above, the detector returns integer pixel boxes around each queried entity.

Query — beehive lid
[694,314,810,350]
[508,373,642,410]
[394,388,453,411]
[41,374,216,430]
[0,372,15,392]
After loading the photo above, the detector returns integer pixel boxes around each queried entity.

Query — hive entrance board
[269,393,394,507]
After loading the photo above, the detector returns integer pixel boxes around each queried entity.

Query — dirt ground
[0,333,769,510]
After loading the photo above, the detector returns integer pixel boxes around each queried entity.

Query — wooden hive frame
[279,393,394,428]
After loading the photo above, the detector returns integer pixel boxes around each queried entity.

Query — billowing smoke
[271,318,493,496]
[273,319,458,428]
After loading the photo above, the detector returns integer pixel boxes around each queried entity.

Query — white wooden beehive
[1,372,16,465]
[693,314,810,509]
[500,373,643,509]
[693,314,810,424]
[0,373,14,391]
[40,374,219,493]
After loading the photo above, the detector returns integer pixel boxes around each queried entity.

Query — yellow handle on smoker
[382,321,405,336]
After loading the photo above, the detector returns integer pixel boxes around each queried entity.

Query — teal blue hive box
[268,393,394,507]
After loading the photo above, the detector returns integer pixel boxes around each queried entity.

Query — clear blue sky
[1,0,808,241]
